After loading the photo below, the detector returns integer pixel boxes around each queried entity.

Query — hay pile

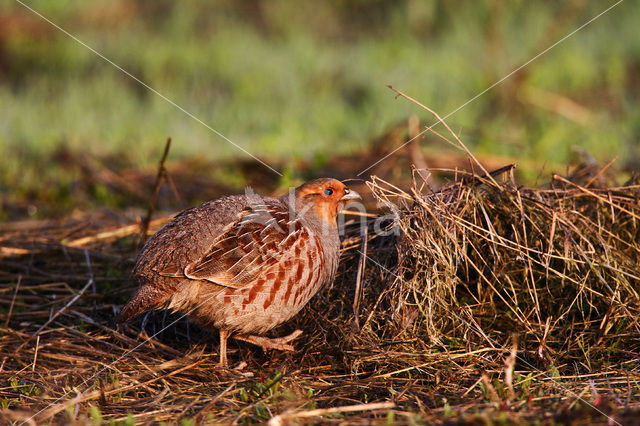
[353,165,640,371]
[1,158,640,423]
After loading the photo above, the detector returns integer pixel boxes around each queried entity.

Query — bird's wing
[158,204,303,289]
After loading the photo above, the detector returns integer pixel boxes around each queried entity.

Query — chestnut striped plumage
[117,178,360,366]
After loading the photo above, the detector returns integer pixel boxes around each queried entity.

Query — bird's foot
[233,329,303,352]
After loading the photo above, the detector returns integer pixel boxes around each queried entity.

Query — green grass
[2,1,640,209]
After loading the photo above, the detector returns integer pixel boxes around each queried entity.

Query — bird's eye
[323,188,334,196]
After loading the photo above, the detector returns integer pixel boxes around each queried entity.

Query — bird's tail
[116,285,167,324]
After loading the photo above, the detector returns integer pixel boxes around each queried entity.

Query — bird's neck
[280,195,340,235]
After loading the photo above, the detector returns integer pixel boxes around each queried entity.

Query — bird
[116,178,360,366]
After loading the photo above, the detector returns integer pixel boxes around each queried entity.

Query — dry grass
[1,158,639,424]
[2,109,640,424]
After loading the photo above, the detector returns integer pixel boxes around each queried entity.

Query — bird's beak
[341,189,361,201]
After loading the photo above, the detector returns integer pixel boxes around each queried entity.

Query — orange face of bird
[294,178,361,224]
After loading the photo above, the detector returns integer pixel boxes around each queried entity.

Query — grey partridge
[117,178,360,366]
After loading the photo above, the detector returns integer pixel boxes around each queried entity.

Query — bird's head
[292,178,361,224]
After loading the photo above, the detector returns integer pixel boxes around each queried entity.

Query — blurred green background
[1,0,640,216]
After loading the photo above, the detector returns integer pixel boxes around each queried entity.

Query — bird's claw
[234,329,303,352]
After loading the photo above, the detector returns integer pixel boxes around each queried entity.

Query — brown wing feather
[161,204,301,289]
[157,263,185,278]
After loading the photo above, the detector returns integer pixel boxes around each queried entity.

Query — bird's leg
[233,329,303,352]
[219,329,229,367]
